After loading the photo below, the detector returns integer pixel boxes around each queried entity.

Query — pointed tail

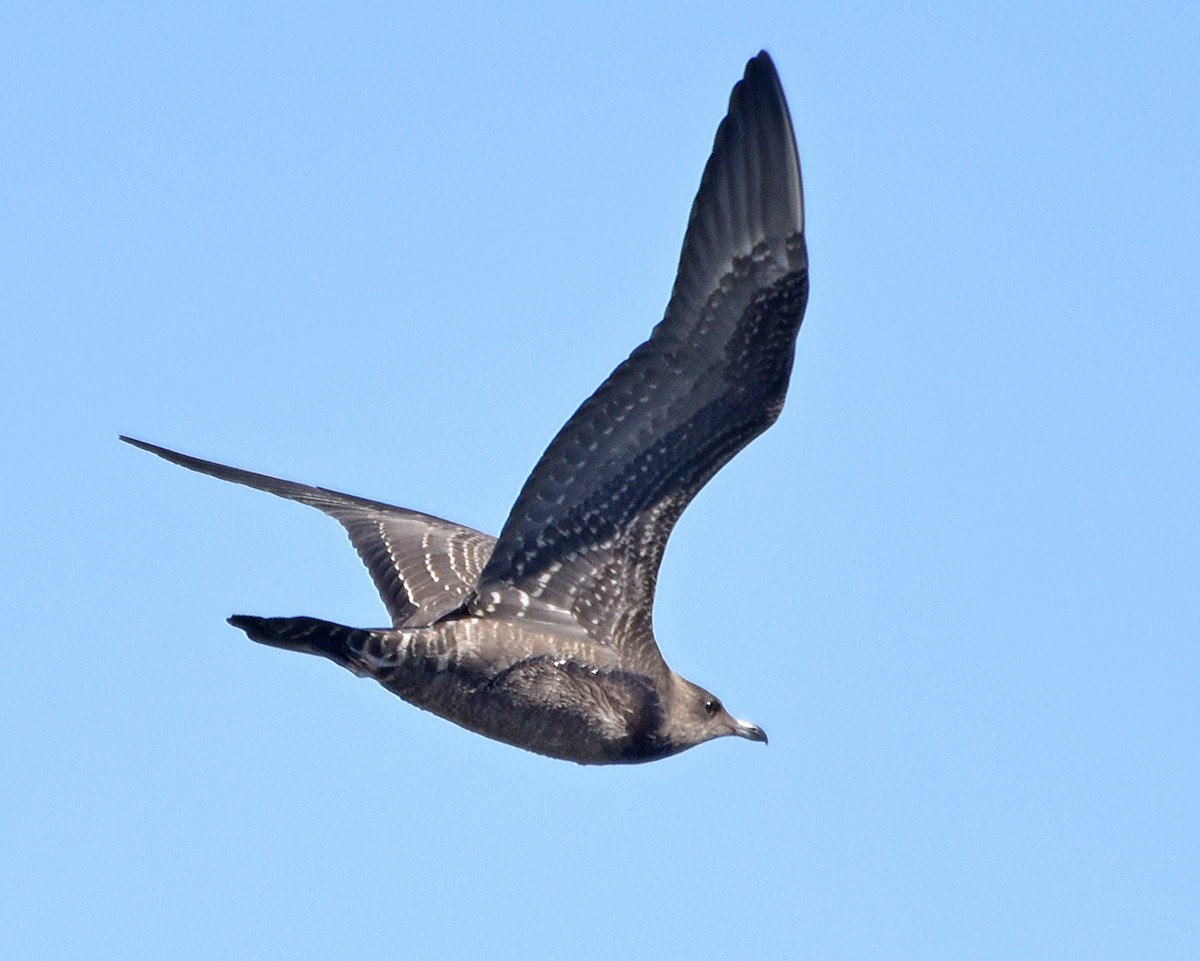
[229,615,392,677]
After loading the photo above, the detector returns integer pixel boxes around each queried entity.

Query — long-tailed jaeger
[123,51,808,764]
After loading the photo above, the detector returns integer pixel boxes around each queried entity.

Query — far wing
[468,52,808,664]
[122,437,495,627]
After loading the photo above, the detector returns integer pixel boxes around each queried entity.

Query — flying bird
[124,51,808,764]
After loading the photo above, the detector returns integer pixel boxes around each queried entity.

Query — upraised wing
[468,52,809,666]
[121,437,495,627]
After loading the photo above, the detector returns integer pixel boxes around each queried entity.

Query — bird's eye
[704,698,721,715]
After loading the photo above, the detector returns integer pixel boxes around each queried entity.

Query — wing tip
[120,433,200,470]
[734,50,804,237]
[671,50,804,297]
[119,434,152,452]
[745,49,779,83]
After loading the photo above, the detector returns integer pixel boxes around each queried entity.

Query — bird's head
[668,675,768,750]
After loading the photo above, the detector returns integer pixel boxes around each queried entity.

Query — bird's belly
[381,653,664,765]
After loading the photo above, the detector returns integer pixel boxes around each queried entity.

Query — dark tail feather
[229,615,385,677]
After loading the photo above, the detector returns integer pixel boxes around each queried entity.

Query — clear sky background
[3,3,1197,959]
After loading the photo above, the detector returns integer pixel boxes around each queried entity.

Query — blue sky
[3,2,1197,959]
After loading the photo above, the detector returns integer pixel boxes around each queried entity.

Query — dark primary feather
[119,437,494,627]
[470,52,809,662]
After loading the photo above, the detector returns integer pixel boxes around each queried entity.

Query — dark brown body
[236,615,689,764]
